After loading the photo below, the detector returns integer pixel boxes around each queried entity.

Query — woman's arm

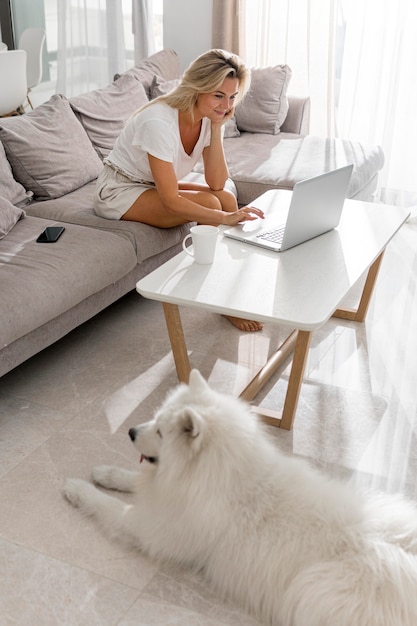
[149,155,220,223]
[148,154,263,226]
[202,120,230,190]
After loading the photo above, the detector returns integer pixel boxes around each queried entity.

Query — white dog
[64,370,417,626]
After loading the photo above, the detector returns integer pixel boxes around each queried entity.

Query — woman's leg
[178,182,239,213]
[222,316,263,332]
[121,188,224,227]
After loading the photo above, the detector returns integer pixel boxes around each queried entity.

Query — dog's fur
[64,370,417,626]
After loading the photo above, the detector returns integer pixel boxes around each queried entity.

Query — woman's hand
[222,107,235,124]
[222,205,265,226]
[211,106,235,131]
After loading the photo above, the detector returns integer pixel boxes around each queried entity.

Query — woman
[94,49,264,331]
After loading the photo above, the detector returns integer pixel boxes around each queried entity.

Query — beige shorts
[94,163,155,220]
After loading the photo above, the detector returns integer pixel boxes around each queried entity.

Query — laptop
[224,164,353,252]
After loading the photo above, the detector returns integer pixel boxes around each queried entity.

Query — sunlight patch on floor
[104,352,177,433]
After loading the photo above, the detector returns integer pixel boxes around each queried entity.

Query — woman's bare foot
[223,315,263,332]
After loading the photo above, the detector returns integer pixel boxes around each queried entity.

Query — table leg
[162,303,191,383]
[279,330,312,430]
[333,251,384,322]
[239,330,298,402]
[240,329,312,430]
[161,302,307,429]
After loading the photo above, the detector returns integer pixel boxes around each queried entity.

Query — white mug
[182,225,219,264]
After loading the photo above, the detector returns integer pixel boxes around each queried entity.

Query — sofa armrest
[280,96,310,135]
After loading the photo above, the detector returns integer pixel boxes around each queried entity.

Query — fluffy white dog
[64,370,417,626]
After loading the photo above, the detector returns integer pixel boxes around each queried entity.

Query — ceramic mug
[182,225,219,264]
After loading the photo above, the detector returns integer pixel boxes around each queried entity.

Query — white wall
[163,0,212,71]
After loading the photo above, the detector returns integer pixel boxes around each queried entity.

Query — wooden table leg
[333,250,384,322]
[239,330,298,403]
[161,305,310,431]
[279,330,312,430]
[162,303,191,383]
[240,329,312,430]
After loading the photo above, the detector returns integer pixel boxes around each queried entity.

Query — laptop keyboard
[256,225,285,244]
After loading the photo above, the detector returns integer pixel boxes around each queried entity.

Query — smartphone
[36,226,65,243]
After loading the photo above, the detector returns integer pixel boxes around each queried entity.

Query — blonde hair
[136,49,251,117]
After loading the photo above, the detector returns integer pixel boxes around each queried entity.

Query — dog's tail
[280,541,417,626]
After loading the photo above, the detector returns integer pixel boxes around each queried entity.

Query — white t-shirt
[105,102,212,183]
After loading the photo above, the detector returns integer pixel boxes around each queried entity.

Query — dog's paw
[63,478,96,510]
[92,465,137,492]
[92,465,118,488]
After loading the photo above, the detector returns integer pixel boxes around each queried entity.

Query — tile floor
[1,213,417,625]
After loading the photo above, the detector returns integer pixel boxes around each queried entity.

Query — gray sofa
[0,49,384,377]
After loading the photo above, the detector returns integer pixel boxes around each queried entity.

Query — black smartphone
[36,226,65,243]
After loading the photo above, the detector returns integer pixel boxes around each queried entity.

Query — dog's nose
[128,427,137,442]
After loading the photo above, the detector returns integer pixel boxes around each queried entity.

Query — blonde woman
[94,49,264,331]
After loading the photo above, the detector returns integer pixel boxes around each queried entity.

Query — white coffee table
[137,191,409,429]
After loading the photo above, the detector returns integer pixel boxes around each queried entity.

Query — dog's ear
[188,369,209,394]
[180,407,205,441]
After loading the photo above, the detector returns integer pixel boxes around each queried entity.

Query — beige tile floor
[1,213,417,625]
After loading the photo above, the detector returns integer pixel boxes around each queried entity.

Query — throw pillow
[124,49,181,97]
[70,74,149,159]
[0,140,33,207]
[0,94,103,199]
[0,195,25,239]
[224,116,240,139]
[235,65,292,134]
[150,75,179,99]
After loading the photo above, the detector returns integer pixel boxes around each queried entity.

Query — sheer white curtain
[56,0,156,97]
[337,0,417,207]
[242,0,417,207]
[241,0,338,137]
[133,0,156,64]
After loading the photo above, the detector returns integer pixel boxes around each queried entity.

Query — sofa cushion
[70,74,149,159]
[225,133,385,204]
[0,196,25,239]
[25,182,191,264]
[0,140,33,207]
[0,215,137,348]
[0,94,103,200]
[192,132,385,205]
[123,49,181,97]
[235,65,292,134]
